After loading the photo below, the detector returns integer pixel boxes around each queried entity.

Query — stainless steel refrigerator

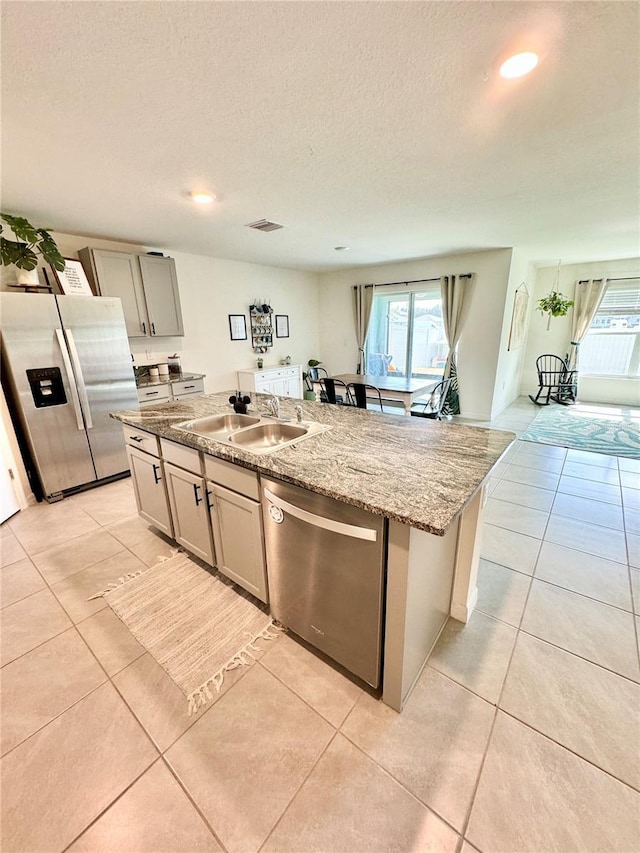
[1,293,138,501]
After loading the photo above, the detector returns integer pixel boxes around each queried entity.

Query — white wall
[317,249,514,420]
[490,249,537,417]
[9,232,321,394]
[521,258,640,406]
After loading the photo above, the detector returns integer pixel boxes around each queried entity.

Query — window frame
[580,278,640,379]
[365,284,446,379]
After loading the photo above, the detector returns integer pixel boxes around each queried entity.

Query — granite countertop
[112,392,515,536]
[135,372,206,389]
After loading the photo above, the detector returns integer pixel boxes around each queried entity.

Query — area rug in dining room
[95,552,280,714]
[520,403,640,458]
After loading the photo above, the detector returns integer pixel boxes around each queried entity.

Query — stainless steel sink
[229,423,308,450]
[177,413,260,437]
[175,412,330,454]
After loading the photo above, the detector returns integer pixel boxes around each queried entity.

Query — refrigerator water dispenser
[26,367,67,408]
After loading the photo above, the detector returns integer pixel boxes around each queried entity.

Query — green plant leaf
[0,213,39,244]
[36,229,66,271]
[1,239,39,270]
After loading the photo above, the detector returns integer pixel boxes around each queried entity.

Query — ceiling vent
[246,219,284,233]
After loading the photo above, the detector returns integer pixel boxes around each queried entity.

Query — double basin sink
[175,412,330,454]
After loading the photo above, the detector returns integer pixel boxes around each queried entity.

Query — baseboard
[450,585,478,623]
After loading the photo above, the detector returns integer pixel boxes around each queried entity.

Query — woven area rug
[91,552,280,714]
[520,404,640,458]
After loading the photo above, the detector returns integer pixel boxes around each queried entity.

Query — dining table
[333,373,439,416]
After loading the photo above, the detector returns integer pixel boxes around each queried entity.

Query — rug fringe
[187,620,286,715]
[88,571,144,600]
[87,547,181,600]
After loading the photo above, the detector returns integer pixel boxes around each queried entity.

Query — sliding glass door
[366,288,447,378]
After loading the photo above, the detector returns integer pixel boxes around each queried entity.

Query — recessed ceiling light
[189,190,215,204]
[499,52,539,79]
[334,246,350,251]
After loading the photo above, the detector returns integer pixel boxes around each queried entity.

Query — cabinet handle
[184,385,195,390]
[152,463,161,484]
[142,321,146,334]
[130,435,145,443]
[146,391,160,396]
[151,322,156,335]
[206,489,213,511]
[193,483,203,506]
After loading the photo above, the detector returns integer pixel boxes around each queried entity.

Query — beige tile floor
[1,400,639,852]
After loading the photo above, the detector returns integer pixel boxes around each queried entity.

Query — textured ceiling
[2,1,638,271]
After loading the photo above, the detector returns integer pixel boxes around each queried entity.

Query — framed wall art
[229,314,247,341]
[275,314,289,338]
[51,258,93,296]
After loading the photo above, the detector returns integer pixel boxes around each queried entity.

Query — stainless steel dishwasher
[261,476,386,688]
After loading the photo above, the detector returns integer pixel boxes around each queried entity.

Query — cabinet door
[127,447,172,536]
[164,463,213,565]
[208,483,268,602]
[255,377,274,394]
[271,378,289,396]
[139,256,184,337]
[91,250,148,338]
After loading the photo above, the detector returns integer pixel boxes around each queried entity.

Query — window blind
[597,280,640,315]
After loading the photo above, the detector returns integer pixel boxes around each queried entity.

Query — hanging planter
[537,291,574,330]
[537,260,574,330]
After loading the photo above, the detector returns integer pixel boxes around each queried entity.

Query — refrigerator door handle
[64,329,94,429]
[263,488,378,542]
[55,328,85,431]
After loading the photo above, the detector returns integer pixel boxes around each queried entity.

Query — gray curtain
[568,278,608,369]
[353,284,374,374]
[440,274,472,415]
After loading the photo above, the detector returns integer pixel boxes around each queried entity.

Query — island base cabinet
[207,483,268,603]
[127,447,173,537]
[164,462,214,565]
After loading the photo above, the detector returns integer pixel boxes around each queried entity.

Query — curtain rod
[577,276,640,283]
[353,274,473,290]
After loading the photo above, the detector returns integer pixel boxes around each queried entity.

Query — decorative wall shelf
[250,303,274,353]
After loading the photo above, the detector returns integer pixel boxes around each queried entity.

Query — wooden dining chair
[346,382,384,411]
[410,378,451,420]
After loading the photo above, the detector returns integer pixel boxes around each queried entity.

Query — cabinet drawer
[160,438,203,475]
[204,456,259,500]
[172,378,204,397]
[122,425,160,456]
[137,385,171,404]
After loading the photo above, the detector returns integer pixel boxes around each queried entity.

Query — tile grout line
[458,456,559,843]
[256,729,341,853]
[336,725,465,844]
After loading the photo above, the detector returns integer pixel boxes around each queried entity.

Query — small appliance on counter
[168,354,181,375]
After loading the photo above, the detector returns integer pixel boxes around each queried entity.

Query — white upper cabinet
[138,255,184,337]
[79,248,184,338]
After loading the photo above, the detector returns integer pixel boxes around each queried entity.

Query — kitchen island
[112,392,514,711]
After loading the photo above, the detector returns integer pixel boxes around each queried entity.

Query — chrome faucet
[265,395,280,418]
[295,404,303,423]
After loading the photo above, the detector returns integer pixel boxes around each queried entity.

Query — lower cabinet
[127,446,173,537]
[207,483,267,602]
[164,462,214,565]
[126,431,268,603]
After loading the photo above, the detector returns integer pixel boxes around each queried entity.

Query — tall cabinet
[78,248,184,338]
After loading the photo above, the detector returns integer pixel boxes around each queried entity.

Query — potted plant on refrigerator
[0,212,66,286]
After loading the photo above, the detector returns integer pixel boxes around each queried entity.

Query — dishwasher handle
[263,488,377,542]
